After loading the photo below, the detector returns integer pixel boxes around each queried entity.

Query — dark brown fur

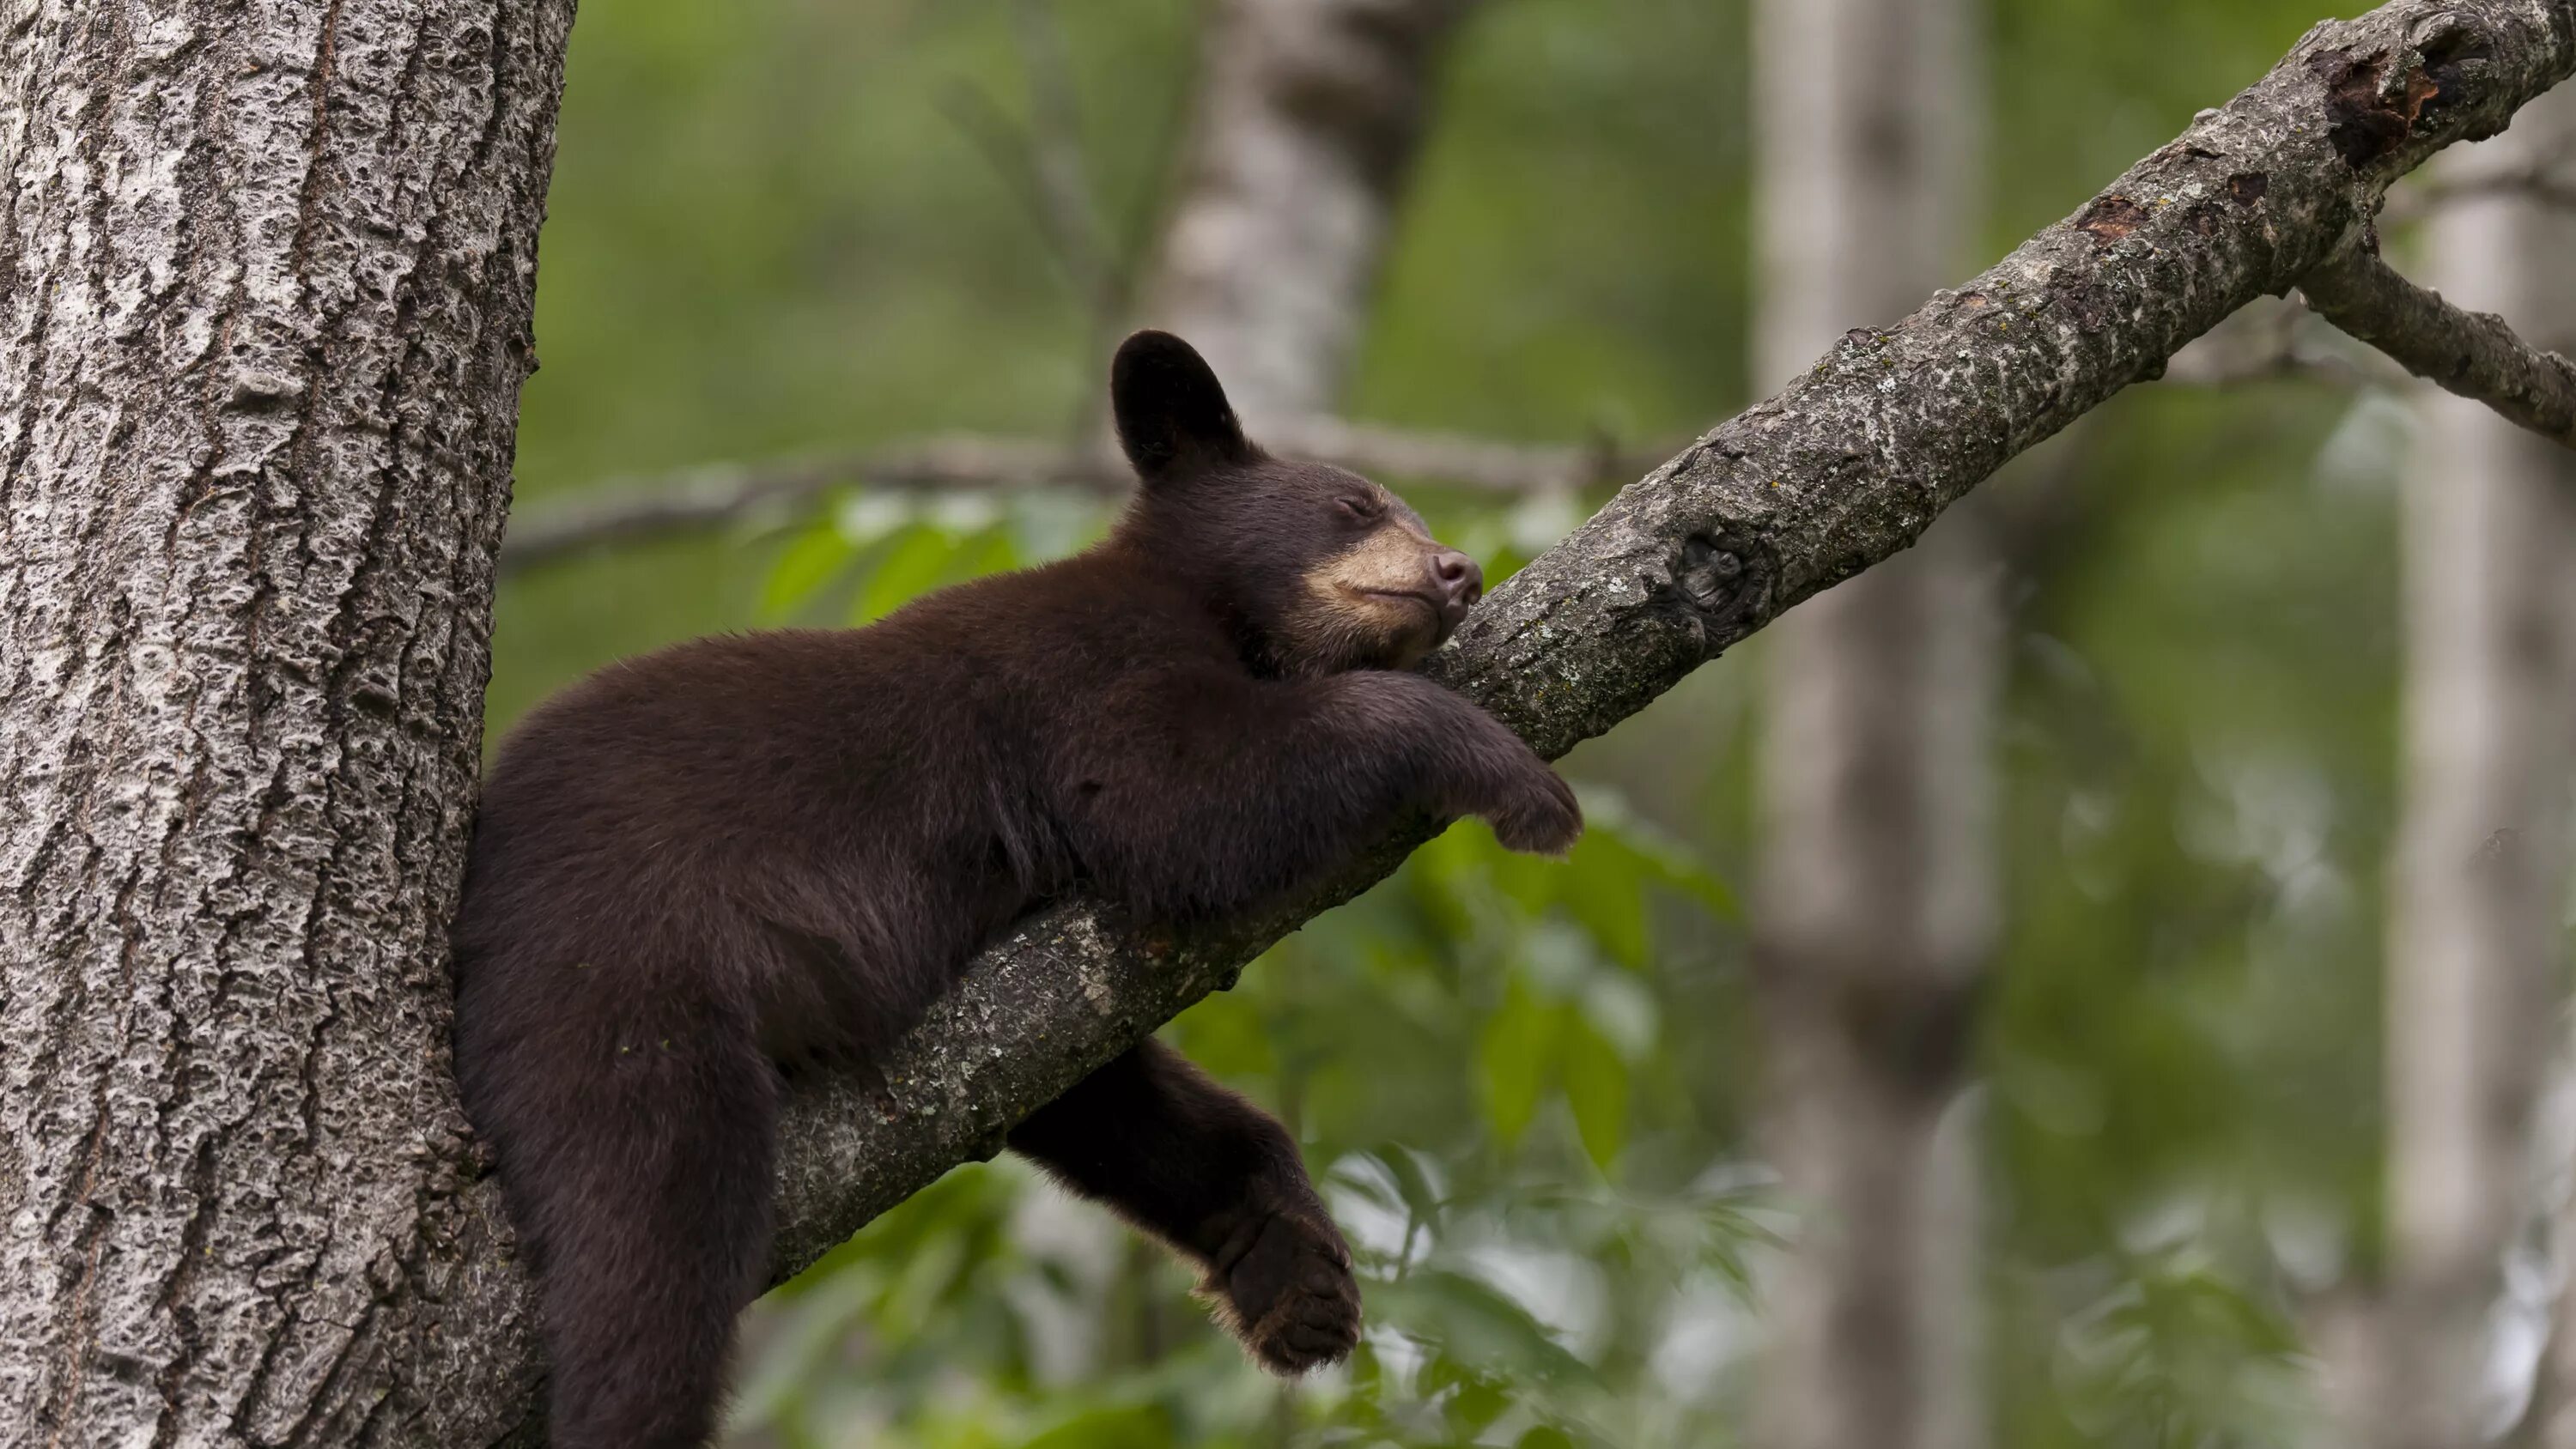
[451,331,1582,1447]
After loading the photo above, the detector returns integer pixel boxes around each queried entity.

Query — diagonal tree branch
[416,3,2576,1438]
[2299,242,2576,447]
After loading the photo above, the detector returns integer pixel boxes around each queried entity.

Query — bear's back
[451,546,1241,1045]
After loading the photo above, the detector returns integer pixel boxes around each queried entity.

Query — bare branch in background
[495,420,1666,575]
[2384,161,2576,222]
[2299,245,2576,449]
[500,439,1102,573]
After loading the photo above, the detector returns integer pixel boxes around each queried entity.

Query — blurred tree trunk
[1749,2,1993,1447]
[2365,84,2576,1449]
[0,2,572,1445]
[1054,0,1479,1385]
[1139,0,1475,428]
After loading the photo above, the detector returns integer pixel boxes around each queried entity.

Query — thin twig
[2298,245,2576,450]
[497,438,1091,573]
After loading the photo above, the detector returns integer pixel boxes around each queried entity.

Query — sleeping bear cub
[452,330,1583,1448]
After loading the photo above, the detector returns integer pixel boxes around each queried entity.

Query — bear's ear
[1111,330,1252,482]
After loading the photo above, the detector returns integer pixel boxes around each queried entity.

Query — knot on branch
[1670,530,1771,658]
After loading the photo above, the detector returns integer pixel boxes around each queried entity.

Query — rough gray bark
[1748,1,1993,1446]
[2378,83,2576,1449]
[0,1,574,1446]
[1139,0,1476,430]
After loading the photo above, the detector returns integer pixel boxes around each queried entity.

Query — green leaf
[1442,1372,1511,1434]
[856,524,963,623]
[1575,785,1738,922]
[1370,1143,1449,1236]
[1561,1018,1629,1171]
[762,521,856,620]
[1562,833,1650,970]
[1012,1403,1171,1449]
[1367,1269,1598,1388]
[1476,978,1561,1147]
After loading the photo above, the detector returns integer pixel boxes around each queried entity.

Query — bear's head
[1108,330,1483,678]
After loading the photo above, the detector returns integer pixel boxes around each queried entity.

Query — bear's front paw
[1205,1208,1362,1375]
[1486,762,1583,858]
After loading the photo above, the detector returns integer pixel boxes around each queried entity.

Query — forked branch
[2300,243,2576,447]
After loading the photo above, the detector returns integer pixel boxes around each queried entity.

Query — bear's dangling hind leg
[489,1016,781,1449]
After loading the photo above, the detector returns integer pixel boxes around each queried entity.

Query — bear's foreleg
[1007,1039,1362,1373]
[1062,666,1582,921]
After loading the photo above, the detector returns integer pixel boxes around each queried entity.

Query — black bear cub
[452,330,1583,1447]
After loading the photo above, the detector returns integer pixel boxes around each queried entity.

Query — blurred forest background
[486,1,2576,1446]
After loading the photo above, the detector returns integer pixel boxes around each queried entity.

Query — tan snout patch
[1289,518,1454,672]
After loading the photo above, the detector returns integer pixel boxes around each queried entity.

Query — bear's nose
[1432,549,1482,611]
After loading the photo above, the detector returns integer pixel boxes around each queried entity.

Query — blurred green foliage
[493,2,2417,1445]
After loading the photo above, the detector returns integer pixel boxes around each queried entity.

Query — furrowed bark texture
[1748,0,1994,1446]
[0,1,573,1445]
[1139,0,1476,430]
[2377,82,2576,1449]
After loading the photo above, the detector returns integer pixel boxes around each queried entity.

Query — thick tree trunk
[1748,2,1993,1447]
[2366,83,2576,1449]
[0,2,573,1445]
[1139,0,1475,429]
